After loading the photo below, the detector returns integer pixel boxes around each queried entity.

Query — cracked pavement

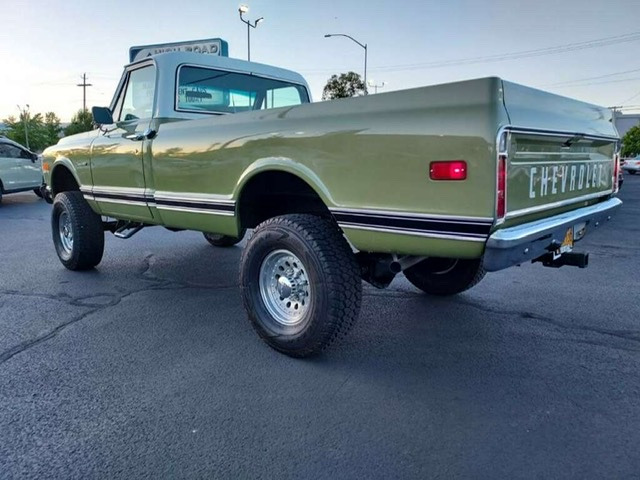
[1,177,639,479]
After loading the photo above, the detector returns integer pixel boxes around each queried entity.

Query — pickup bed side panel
[149,77,509,257]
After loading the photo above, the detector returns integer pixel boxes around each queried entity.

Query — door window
[0,144,24,159]
[115,65,156,122]
[0,144,11,158]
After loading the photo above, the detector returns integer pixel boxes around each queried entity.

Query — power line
[77,73,92,112]
[300,30,640,74]
[621,89,640,105]
[549,76,640,88]
[544,68,640,87]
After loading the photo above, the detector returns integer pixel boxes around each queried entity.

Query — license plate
[554,227,574,259]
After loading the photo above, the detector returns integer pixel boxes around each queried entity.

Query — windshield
[176,66,309,114]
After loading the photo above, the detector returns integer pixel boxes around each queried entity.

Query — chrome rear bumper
[483,197,622,272]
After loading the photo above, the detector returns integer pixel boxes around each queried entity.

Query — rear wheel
[629,171,636,175]
[240,214,362,357]
[404,257,485,296]
[203,230,245,247]
[51,191,104,270]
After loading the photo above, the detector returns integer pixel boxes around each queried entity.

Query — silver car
[622,155,640,174]
[0,137,44,204]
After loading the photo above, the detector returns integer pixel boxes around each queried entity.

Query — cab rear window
[176,66,308,114]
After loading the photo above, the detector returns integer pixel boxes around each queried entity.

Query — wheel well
[238,171,331,229]
[51,166,80,196]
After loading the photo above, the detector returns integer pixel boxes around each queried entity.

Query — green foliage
[322,72,365,100]
[64,109,94,137]
[1,111,62,152]
[44,112,62,147]
[2,113,45,151]
[621,125,640,157]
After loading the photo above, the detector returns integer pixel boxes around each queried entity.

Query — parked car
[622,155,640,174]
[0,137,44,203]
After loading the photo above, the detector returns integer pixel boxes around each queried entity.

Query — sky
[1,0,639,122]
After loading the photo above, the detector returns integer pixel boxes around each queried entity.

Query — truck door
[89,63,156,222]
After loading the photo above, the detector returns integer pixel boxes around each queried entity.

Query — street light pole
[17,104,30,150]
[238,5,264,62]
[324,33,368,95]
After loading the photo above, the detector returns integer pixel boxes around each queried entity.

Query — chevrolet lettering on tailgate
[528,161,612,199]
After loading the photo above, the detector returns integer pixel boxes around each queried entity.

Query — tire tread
[52,191,104,270]
[240,214,361,357]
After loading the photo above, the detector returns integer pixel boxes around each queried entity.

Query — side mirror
[31,152,38,162]
[92,106,114,125]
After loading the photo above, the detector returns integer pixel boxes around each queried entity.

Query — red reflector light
[497,155,507,219]
[429,161,467,180]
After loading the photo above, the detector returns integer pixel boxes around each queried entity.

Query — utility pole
[77,73,92,112]
[610,105,622,131]
[16,104,30,150]
[368,81,386,94]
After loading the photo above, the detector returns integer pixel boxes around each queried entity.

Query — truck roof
[128,51,310,91]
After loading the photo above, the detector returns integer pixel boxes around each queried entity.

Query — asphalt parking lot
[1,176,639,479]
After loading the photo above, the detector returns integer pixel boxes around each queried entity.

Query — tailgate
[501,81,619,221]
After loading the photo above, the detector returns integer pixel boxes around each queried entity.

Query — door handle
[126,128,157,141]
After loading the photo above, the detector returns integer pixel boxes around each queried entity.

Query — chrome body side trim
[330,207,493,223]
[153,191,235,205]
[155,205,235,216]
[338,223,487,243]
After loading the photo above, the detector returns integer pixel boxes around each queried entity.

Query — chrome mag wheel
[58,211,73,256]
[259,249,311,326]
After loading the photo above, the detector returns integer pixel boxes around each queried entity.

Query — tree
[621,125,640,157]
[1,112,49,151]
[322,72,365,100]
[64,109,94,136]
[43,112,62,147]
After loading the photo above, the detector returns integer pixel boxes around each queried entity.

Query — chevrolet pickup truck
[42,51,622,357]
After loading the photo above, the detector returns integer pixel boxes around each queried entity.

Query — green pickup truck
[42,51,622,357]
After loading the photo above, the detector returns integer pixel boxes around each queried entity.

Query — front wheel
[629,171,636,175]
[404,257,485,296]
[240,214,362,357]
[51,191,104,270]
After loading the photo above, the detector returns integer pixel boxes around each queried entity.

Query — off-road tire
[240,214,362,358]
[203,230,246,247]
[51,191,104,270]
[404,257,485,296]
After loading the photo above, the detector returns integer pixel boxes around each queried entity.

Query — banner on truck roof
[129,38,229,63]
